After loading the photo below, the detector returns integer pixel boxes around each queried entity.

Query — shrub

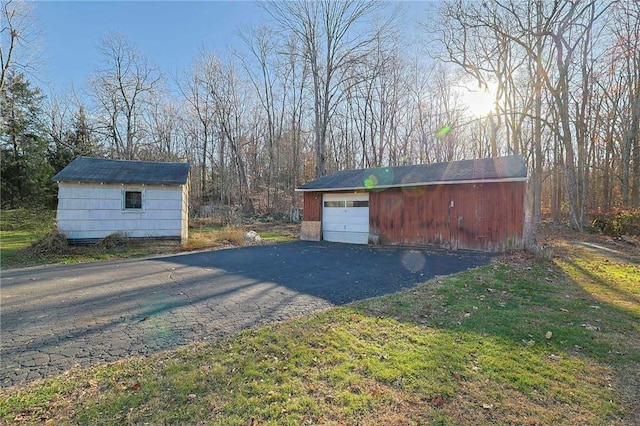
[26,229,70,257]
[98,232,130,249]
[590,208,640,236]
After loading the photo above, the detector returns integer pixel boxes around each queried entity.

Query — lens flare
[364,175,378,188]
[364,168,395,190]
[379,168,393,185]
[436,125,451,138]
[401,250,425,273]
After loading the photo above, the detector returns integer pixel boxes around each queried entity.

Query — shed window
[124,190,143,210]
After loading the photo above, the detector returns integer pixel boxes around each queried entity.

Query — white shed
[52,157,190,244]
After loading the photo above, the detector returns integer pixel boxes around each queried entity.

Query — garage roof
[297,155,526,191]
[52,156,190,185]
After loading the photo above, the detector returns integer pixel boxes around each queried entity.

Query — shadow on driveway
[0,241,494,388]
[154,241,495,304]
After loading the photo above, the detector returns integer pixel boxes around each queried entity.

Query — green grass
[554,240,639,317]
[1,240,638,425]
[0,209,297,270]
[0,208,56,267]
[259,231,296,243]
[0,208,172,269]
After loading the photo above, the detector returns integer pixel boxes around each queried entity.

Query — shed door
[322,193,369,244]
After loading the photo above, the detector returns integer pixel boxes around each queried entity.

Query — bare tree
[611,2,640,207]
[542,1,606,230]
[91,33,162,160]
[46,88,103,171]
[145,96,184,161]
[431,0,613,238]
[280,36,310,195]
[239,25,286,211]
[1,0,40,92]
[263,0,389,178]
[209,57,254,213]
[587,2,640,211]
[346,22,407,168]
[179,50,219,205]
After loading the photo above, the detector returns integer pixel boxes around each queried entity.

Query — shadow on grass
[357,257,639,363]
[351,254,639,423]
[559,256,640,313]
[573,240,640,264]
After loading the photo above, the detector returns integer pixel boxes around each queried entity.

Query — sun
[459,82,497,118]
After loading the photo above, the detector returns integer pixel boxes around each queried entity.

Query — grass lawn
[0,209,56,268]
[0,210,298,270]
[0,220,638,425]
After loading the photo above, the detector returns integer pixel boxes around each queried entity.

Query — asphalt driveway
[1,241,494,388]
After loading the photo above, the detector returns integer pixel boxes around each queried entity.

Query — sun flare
[459,83,497,118]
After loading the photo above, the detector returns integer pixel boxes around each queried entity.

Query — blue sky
[31,1,432,96]
[33,1,262,93]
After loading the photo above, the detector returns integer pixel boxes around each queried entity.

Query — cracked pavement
[0,241,494,388]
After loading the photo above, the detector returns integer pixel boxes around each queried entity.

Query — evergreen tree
[49,105,103,173]
[0,73,55,208]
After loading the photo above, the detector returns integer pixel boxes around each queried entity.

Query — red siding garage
[369,182,525,251]
[298,156,527,252]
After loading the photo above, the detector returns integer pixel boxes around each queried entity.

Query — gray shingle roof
[52,157,190,185]
[297,155,526,191]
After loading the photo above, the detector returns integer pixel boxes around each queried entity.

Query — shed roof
[297,155,526,191]
[52,157,190,185]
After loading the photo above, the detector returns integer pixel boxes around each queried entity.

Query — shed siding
[57,182,185,240]
[181,181,189,242]
[369,182,524,252]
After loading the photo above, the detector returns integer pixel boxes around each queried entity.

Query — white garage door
[322,193,369,244]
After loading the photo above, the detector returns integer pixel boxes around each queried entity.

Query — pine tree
[0,73,55,208]
[49,105,103,173]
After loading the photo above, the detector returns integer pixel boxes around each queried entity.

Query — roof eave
[295,176,528,192]
[56,180,187,185]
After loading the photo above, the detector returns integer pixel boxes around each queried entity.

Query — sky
[29,1,433,98]
[31,1,264,94]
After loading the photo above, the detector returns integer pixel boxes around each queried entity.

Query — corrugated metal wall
[369,182,525,252]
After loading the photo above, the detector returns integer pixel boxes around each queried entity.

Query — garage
[297,156,527,252]
[322,193,369,244]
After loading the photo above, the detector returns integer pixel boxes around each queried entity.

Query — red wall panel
[369,182,524,252]
[302,181,525,251]
[303,191,322,221]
